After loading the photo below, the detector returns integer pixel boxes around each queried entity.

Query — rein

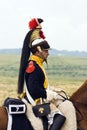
[57,90,69,101]
[53,90,69,108]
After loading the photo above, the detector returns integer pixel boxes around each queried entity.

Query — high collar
[29,55,44,65]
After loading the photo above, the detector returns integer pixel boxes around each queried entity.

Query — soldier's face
[42,49,49,59]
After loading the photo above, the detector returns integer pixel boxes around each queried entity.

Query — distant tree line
[0,48,87,57]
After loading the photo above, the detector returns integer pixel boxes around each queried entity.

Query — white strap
[25,86,36,106]
[7,112,12,130]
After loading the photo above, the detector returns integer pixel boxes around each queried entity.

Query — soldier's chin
[44,58,47,64]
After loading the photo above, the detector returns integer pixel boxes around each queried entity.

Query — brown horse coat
[70,80,87,130]
[0,106,8,130]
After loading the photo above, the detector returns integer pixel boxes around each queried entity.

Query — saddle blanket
[7,113,33,130]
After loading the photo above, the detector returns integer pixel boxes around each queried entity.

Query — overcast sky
[0,0,87,51]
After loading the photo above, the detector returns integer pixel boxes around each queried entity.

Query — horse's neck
[70,80,87,104]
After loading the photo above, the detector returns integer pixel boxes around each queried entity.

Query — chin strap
[37,46,47,63]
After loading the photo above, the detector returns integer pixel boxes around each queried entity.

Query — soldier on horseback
[17,18,66,130]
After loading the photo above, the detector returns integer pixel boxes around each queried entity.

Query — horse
[70,79,87,130]
[0,80,87,130]
[0,106,8,130]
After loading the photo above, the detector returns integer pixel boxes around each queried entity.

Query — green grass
[46,56,87,85]
[0,54,20,85]
[0,54,87,105]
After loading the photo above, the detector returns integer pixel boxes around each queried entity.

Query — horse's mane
[70,80,87,104]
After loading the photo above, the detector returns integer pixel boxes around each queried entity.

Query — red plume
[29,18,39,30]
[39,31,45,39]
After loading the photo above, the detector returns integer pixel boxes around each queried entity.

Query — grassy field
[0,54,87,105]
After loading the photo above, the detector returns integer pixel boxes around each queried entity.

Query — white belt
[25,86,36,106]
